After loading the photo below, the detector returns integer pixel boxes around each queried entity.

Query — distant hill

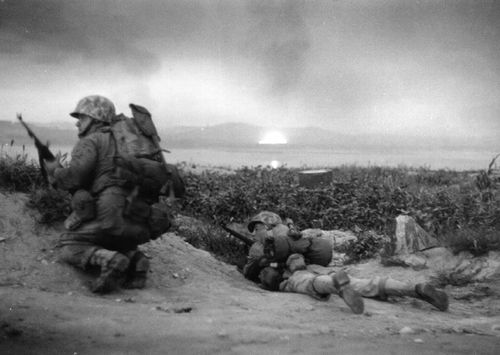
[159,123,361,148]
[0,120,77,147]
[160,123,498,152]
[1,120,496,153]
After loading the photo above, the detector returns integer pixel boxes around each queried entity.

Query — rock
[217,330,228,338]
[445,251,500,282]
[393,215,439,255]
[422,248,500,283]
[382,216,440,269]
[399,326,414,335]
[421,247,456,269]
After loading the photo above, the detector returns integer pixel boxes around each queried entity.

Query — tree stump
[298,169,332,188]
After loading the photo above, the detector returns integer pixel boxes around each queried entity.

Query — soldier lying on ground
[242,211,449,314]
[43,95,172,293]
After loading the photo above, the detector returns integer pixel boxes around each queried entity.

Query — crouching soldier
[44,95,174,294]
[243,211,449,314]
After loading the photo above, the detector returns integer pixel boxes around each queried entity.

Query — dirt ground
[1,191,499,354]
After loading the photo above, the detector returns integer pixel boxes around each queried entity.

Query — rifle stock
[220,223,255,246]
[16,114,56,183]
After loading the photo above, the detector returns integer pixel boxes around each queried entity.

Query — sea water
[2,144,496,171]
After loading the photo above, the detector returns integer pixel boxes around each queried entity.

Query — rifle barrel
[16,113,56,183]
[220,224,254,246]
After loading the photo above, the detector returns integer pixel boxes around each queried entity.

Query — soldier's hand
[43,153,63,183]
[287,230,303,240]
[258,257,271,268]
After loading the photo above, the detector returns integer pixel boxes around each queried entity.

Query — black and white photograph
[1,0,499,354]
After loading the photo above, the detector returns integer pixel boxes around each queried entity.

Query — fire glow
[258,131,287,145]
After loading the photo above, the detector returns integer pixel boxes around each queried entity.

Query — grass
[2,146,499,269]
[179,164,500,263]
[0,147,43,191]
[0,146,69,223]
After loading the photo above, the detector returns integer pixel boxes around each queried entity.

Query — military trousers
[279,268,417,300]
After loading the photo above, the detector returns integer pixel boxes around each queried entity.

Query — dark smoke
[244,1,311,94]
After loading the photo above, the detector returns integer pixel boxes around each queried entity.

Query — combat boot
[333,270,364,314]
[123,251,150,289]
[90,251,130,294]
[415,283,449,311]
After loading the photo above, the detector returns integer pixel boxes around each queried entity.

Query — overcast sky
[1,0,499,139]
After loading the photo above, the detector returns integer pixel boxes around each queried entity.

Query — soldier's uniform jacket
[53,124,151,250]
[54,125,124,194]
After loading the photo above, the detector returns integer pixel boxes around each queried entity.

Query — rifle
[16,113,56,183]
[220,223,255,246]
[129,104,186,200]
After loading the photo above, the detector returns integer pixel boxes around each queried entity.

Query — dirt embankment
[1,191,499,354]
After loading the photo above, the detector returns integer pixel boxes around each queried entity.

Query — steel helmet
[247,211,282,232]
[70,95,116,123]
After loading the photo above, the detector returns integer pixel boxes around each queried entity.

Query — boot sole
[91,257,130,294]
[339,285,364,314]
[416,284,449,312]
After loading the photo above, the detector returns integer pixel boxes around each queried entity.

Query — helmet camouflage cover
[247,211,282,232]
[70,95,116,123]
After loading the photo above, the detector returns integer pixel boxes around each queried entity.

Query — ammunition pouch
[115,155,169,198]
[123,190,151,222]
[64,189,96,231]
[123,189,172,239]
[148,201,172,239]
[258,266,283,291]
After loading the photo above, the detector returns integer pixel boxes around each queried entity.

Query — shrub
[181,165,499,233]
[174,216,248,268]
[2,151,499,266]
[180,165,500,265]
[341,231,389,263]
[0,153,43,191]
[441,227,500,256]
[27,187,71,224]
[1,150,69,222]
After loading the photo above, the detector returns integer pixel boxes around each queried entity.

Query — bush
[341,231,389,263]
[441,227,500,256]
[27,187,71,224]
[181,165,499,233]
[1,150,69,223]
[2,152,499,266]
[180,165,500,264]
[174,216,248,268]
[0,153,43,191]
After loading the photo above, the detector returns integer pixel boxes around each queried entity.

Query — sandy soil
[1,191,499,354]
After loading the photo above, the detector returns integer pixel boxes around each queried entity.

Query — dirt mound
[1,191,500,354]
[0,191,243,298]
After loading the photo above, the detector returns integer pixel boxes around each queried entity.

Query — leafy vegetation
[0,150,43,191]
[2,147,500,265]
[179,163,500,264]
[26,188,71,224]
[1,148,69,223]
[340,231,390,264]
[180,165,499,250]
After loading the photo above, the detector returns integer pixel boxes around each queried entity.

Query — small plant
[341,231,389,263]
[27,187,71,224]
[441,228,500,256]
[174,216,248,268]
[0,154,43,191]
